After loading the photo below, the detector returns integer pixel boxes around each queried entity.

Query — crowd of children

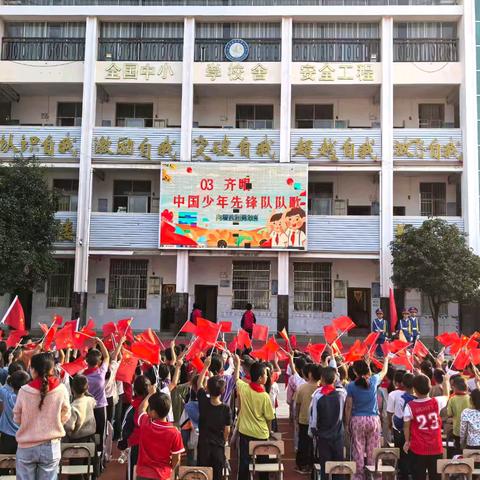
[1,321,480,480]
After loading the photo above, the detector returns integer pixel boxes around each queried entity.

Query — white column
[176,251,189,294]
[459,3,480,253]
[379,16,394,298]
[0,21,5,53]
[277,252,289,295]
[74,17,98,294]
[279,17,292,163]
[180,17,195,162]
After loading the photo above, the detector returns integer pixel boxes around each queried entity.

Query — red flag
[278,328,289,343]
[81,319,96,337]
[72,332,96,351]
[219,321,232,333]
[391,352,413,371]
[323,325,338,345]
[252,324,269,342]
[265,336,279,353]
[370,355,383,370]
[228,337,238,353]
[344,340,368,363]
[196,318,221,344]
[436,331,460,347]
[450,335,470,355]
[251,347,269,360]
[237,329,252,350]
[470,349,480,366]
[53,314,63,326]
[305,343,326,363]
[131,341,161,365]
[190,355,205,372]
[290,335,297,349]
[276,348,290,362]
[117,348,139,382]
[54,324,76,349]
[102,322,117,337]
[389,287,398,333]
[1,296,25,331]
[387,339,410,353]
[412,340,430,359]
[6,329,28,348]
[186,337,210,360]
[180,321,197,334]
[364,332,380,351]
[466,333,480,350]
[62,356,87,377]
[332,316,356,333]
[453,350,470,371]
[117,318,134,342]
[40,323,57,351]
[64,319,79,331]
[332,338,344,355]
[136,329,165,350]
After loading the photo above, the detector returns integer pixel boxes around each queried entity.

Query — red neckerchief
[84,366,99,376]
[249,382,265,393]
[454,391,468,396]
[320,385,335,396]
[131,396,144,410]
[29,376,61,392]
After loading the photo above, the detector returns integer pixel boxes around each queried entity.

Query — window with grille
[53,179,78,212]
[232,261,270,310]
[108,259,148,309]
[293,262,332,312]
[420,182,446,216]
[46,259,74,308]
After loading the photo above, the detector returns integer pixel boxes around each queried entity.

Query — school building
[0,0,476,338]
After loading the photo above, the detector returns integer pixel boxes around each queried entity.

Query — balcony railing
[393,216,464,237]
[393,38,458,62]
[393,128,462,164]
[98,38,183,61]
[308,215,380,253]
[293,38,380,62]
[192,128,280,162]
[2,0,459,4]
[90,213,159,249]
[195,39,281,62]
[1,38,85,61]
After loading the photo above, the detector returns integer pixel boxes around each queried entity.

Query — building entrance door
[347,287,371,331]
[194,285,218,323]
[161,284,176,331]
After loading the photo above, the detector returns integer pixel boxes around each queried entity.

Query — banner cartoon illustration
[159,163,308,250]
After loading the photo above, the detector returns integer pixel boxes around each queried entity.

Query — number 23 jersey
[404,396,448,455]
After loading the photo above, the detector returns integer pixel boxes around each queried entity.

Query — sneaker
[294,467,305,474]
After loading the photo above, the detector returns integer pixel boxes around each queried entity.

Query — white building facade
[0,0,476,337]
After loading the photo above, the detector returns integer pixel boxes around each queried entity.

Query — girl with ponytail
[344,357,389,480]
[13,352,71,479]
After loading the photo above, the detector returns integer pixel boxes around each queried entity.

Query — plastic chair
[437,458,474,480]
[59,442,96,479]
[248,440,284,480]
[364,447,399,479]
[0,454,16,480]
[325,461,356,480]
[463,450,480,476]
[178,466,213,480]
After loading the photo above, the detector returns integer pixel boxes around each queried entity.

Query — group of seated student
[2,331,480,480]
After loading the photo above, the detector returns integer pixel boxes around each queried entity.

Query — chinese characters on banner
[197,62,276,83]
[159,163,308,250]
[296,63,378,83]
[393,137,462,161]
[104,62,178,82]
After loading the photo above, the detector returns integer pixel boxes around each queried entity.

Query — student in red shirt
[240,303,256,338]
[136,385,185,480]
[403,373,449,480]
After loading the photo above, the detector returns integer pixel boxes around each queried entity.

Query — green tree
[390,218,480,339]
[0,157,60,294]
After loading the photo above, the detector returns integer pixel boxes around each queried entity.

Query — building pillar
[379,16,394,304]
[459,2,480,253]
[72,17,98,325]
[174,251,189,330]
[277,252,289,332]
[180,17,195,162]
[279,17,292,164]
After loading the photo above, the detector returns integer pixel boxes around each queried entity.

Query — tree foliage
[0,157,60,294]
[390,218,480,337]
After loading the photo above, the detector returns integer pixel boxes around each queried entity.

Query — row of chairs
[0,442,96,480]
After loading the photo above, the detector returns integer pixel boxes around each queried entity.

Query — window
[116,103,153,127]
[308,182,333,215]
[57,102,82,126]
[232,261,270,310]
[293,262,332,312]
[46,259,74,308]
[113,180,151,213]
[418,104,444,128]
[295,104,334,128]
[420,183,446,216]
[108,259,148,309]
[53,179,78,212]
[421,293,448,316]
[236,105,273,129]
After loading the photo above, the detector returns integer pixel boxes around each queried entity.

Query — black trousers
[0,432,17,454]
[296,423,313,469]
[198,442,225,480]
[393,429,411,480]
[114,394,125,440]
[410,452,442,480]
[94,406,107,453]
[315,435,344,480]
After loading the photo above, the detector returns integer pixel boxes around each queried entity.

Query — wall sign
[224,39,249,62]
